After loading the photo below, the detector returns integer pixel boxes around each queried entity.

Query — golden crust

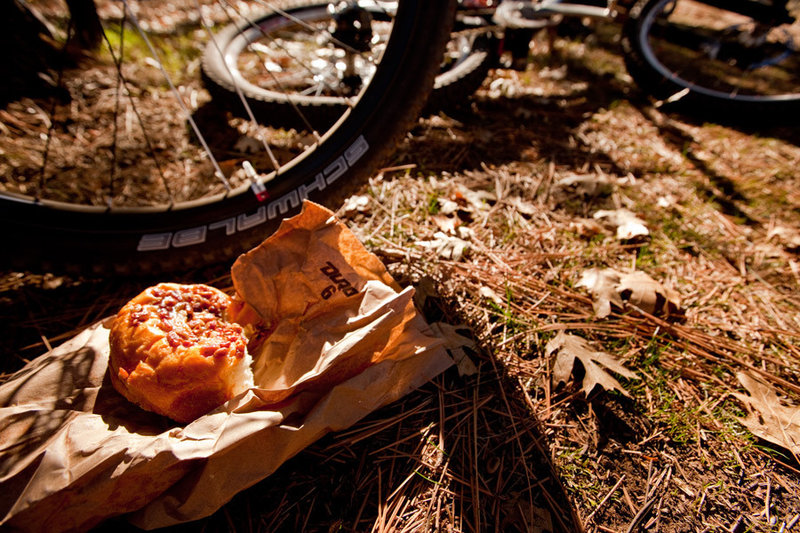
[108,283,250,423]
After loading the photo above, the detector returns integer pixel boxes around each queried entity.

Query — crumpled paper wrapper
[0,201,453,532]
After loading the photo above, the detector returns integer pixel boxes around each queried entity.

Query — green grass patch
[101,23,203,83]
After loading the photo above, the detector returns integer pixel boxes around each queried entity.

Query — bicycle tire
[623,0,800,120]
[0,0,457,275]
[201,3,496,126]
[424,27,498,114]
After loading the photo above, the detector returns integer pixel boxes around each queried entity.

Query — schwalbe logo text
[136,136,368,252]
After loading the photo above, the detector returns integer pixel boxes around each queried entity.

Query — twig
[584,475,626,525]
[626,467,671,533]
[472,370,481,531]
[621,485,637,515]
[624,497,657,533]
[729,515,745,533]
[696,486,707,517]
[765,477,772,525]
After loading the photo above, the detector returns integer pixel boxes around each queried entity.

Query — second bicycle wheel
[0,0,456,274]
[202,1,497,127]
[623,0,800,119]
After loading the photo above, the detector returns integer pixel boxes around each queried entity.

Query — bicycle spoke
[0,0,456,273]
[223,1,345,102]
[37,15,76,203]
[252,0,383,55]
[121,0,231,193]
[198,0,284,173]
[239,26,345,106]
[100,9,176,206]
[109,11,124,207]
[219,0,392,106]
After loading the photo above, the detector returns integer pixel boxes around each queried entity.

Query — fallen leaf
[431,214,459,235]
[340,194,371,216]
[430,322,478,376]
[657,195,676,208]
[617,271,681,316]
[233,135,262,154]
[438,197,460,215]
[767,225,800,251]
[478,286,505,306]
[734,372,800,458]
[593,209,649,240]
[546,331,639,397]
[412,276,440,310]
[553,173,614,199]
[415,232,470,260]
[453,184,495,213]
[41,274,65,290]
[457,225,474,240]
[506,196,539,217]
[577,268,681,318]
[569,218,605,239]
[576,268,623,319]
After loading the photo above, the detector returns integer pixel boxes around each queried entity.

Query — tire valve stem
[243,161,269,202]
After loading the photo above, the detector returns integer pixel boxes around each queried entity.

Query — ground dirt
[2,4,800,533]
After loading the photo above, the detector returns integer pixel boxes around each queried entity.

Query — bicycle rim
[0,0,455,274]
[201,2,397,129]
[201,2,496,123]
[636,0,800,104]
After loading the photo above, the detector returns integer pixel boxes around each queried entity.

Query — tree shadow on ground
[639,108,766,226]
[394,77,632,179]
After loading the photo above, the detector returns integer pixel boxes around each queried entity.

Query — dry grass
[318,22,800,531]
[342,135,800,532]
[2,13,800,533]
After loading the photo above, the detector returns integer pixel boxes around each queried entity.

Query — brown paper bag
[0,201,452,532]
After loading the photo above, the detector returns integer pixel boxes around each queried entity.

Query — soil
[2,2,800,533]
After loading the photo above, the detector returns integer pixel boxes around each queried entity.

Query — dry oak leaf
[767,225,800,251]
[553,173,614,199]
[734,372,800,458]
[431,214,459,235]
[617,271,681,316]
[593,209,649,240]
[576,268,623,318]
[546,331,639,398]
[577,268,681,318]
[430,322,478,376]
[415,232,470,261]
[569,218,606,239]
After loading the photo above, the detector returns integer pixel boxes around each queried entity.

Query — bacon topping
[129,284,245,359]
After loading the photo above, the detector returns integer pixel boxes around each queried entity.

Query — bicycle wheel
[623,0,800,119]
[202,3,496,126]
[425,18,498,113]
[0,0,456,275]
